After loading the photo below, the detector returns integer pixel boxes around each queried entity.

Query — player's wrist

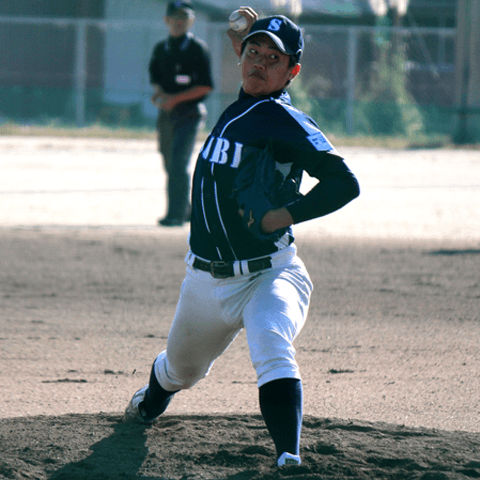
[261,208,294,234]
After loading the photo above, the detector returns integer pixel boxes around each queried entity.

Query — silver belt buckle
[210,261,231,279]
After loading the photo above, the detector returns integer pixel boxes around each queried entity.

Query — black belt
[192,256,272,279]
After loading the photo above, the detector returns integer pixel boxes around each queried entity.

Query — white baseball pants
[154,245,313,391]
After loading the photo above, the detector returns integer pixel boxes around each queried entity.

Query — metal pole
[74,20,87,127]
[346,27,358,135]
[207,23,224,130]
[453,0,477,144]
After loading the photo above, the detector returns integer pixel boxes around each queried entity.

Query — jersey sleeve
[268,110,360,224]
[286,150,360,224]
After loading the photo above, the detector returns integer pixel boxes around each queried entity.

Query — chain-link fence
[289,24,457,137]
[1,16,468,139]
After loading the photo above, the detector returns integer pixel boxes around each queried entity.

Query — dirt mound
[1,413,479,480]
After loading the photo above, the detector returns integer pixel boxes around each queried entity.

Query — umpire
[149,0,213,227]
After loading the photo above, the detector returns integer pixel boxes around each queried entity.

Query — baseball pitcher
[125,6,360,468]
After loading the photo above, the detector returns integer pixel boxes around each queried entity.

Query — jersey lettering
[307,132,333,151]
[202,136,244,168]
[201,137,214,160]
[211,138,230,164]
[231,142,243,169]
[268,19,282,31]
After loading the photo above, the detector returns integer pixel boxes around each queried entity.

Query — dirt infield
[1,137,479,479]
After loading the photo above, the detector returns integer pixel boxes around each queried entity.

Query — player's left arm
[260,207,294,234]
[287,150,360,224]
[260,146,360,233]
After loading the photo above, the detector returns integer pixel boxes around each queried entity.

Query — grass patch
[0,123,157,140]
[328,134,455,150]
[1,122,477,150]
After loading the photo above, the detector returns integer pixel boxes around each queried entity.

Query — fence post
[454,0,480,144]
[346,27,358,135]
[207,23,224,130]
[74,20,87,127]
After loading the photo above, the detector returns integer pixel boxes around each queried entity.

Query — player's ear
[290,63,301,80]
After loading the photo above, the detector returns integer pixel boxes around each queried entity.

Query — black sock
[259,378,303,458]
[140,362,179,420]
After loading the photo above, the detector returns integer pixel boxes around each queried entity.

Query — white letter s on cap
[267,19,282,31]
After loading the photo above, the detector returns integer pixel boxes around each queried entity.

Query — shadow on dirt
[427,249,480,256]
[48,417,156,480]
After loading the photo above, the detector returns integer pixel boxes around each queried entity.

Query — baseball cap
[166,0,194,17]
[242,15,304,63]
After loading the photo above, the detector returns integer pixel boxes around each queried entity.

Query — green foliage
[0,85,155,129]
[355,27,425,136]
[86,89,153,128]
[288,78,347,136]
[0,86,72,122]
[288,76,315,117]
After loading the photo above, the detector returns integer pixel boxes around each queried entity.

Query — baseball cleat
[277,452,301,467]
[124,385,157,425]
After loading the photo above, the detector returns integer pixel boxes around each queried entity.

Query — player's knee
[247,318,296,358]
[253,348,299,383]
[171,365,206,389]
[156,356,207,391]
[247,327,299,386]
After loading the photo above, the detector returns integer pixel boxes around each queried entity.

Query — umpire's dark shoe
[158,216,185,227]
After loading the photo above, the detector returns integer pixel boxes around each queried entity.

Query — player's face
[241,35,300,97]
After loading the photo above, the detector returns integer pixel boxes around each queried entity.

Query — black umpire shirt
[149,32,213,112]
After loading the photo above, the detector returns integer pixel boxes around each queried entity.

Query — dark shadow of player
[48,416,156,480]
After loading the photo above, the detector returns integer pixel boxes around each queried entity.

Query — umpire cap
[167,0,194,16]
[243,15,304,63]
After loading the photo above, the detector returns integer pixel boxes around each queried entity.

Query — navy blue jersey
[189,89,359,261]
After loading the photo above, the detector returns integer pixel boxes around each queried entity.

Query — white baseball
[229,10,248,33]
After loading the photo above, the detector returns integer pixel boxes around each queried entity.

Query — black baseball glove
[231,141,303,242]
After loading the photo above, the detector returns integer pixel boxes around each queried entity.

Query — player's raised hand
[227,6,258,58]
